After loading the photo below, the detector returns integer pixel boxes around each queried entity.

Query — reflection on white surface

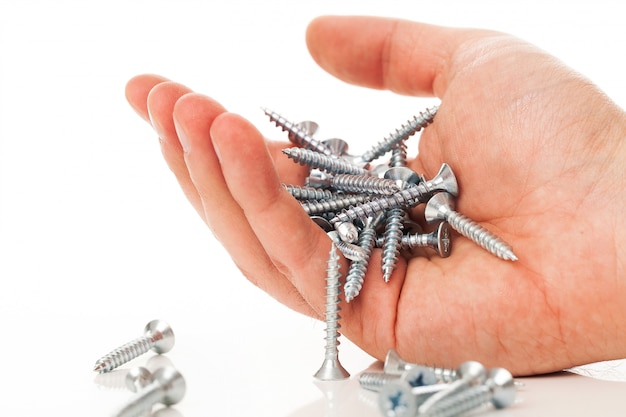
[288,365,626,417]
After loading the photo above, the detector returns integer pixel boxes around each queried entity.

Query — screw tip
[93,362,106,373]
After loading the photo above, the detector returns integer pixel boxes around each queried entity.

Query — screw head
[456,360,487,383]
[383,349,409,375]
[153,367,186,406]
[401,366,438,387]
[296,120,319,137]
[144,320,175,354]
[487,367,516,409]
[378,380,417,417]
[431,221,452,258]
[322,137,349,156]
[423,163,458,197]
[423,192,455,223]
[313,357,350,381]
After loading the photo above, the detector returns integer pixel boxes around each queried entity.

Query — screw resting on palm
[93,319,175,374]
[424,192,517,261]
[313,242,350,381]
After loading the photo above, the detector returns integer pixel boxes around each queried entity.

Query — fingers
[125,74,170,122]
[208,111,340,313]
[173,95,320,317]
[305,15,494,98]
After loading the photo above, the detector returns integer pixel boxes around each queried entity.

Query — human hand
[125,15,626,376]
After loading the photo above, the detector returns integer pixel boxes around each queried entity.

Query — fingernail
[173,117,190,153]
[148,107,166,140]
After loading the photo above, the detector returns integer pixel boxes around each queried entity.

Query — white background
[1,1,625,416]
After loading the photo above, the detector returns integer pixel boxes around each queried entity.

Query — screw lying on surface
[416,361,487,415]
[114,366,186,417]
[378,380,452,417]
[360,364,438,392]
[314,242,350,381]
[93,319,175,374]
[418,367,516,417]
[424,192,517,261]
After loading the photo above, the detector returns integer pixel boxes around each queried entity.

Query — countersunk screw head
[487,367,516,409]
[145,319,175,354]
[423,163,458,197]
[430,221,452,258]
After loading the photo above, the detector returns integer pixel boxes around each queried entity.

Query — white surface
[1,1,625,416]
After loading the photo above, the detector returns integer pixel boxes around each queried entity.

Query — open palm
[125,16,626,376]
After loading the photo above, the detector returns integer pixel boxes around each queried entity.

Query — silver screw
[344,213,385,303]
[327,230,368,262]
[380,167,421,282]
[322,137,350,157]
[300,193,371,216]
[375,222,452,258]
[424,192,517,261]
[360,365,438,392]
[93,319,175,374]
[357,105,439,164]
[416,361,487,415]
[418,367,516,417]
[282,147,369,176]
[329,163,458,225]
[378,380,451,417]
[383,349,472,383]
[313,242,350,381]
[283,184,335,201]
[114,366,186,417]
[263,108,333,156]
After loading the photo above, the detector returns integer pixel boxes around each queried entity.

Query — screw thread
[283,147,368,176]
[360,105,438,163]
[420,384,491,417]
[330,183,428,224]
[301,194,370,216]
[263,108,332,156]
[331,174,401,195]
[359,372,401,391]
[94,336,154,374]
[283,184,335,200]
[323,243,342,358]
[334,239,368,262]
[446,211,517,261]
[381,208,405,282]
[389,142,408,167]
[344,224,377,302]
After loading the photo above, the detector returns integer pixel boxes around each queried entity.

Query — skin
[124,16,626,376]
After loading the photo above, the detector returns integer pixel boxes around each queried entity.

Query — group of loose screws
[361,349,517,417]
[263,104,518,380]
[92,319,186,416]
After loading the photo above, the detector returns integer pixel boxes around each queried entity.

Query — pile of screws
[263,106,520,415]
[362,348,517,417]
[264,104,517,303]
[92,319,185,417]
